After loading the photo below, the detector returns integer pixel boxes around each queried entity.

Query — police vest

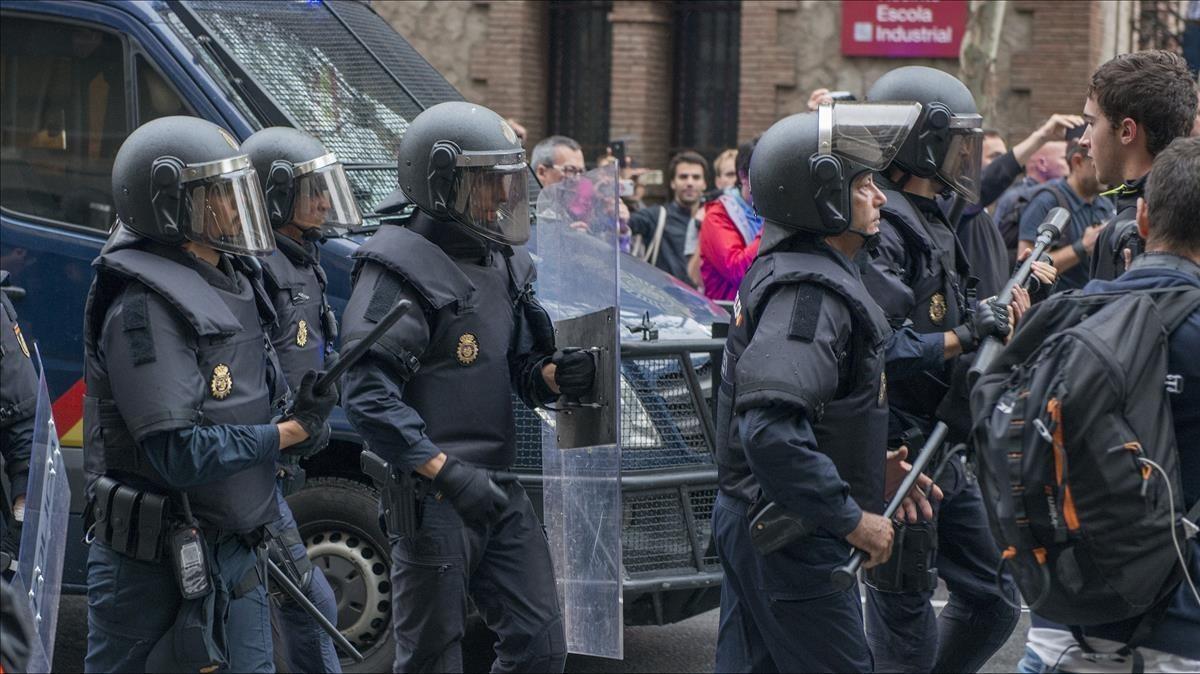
[716,241,891,514]
[348,225,542,470]
[83,247,284,532]
[261,234,337,391]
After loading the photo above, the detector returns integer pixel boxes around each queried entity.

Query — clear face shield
[442,149,531,246]
[287,153,363,230]
[177,155,275,256]
[937,116,983,203]
[812,102,922,232]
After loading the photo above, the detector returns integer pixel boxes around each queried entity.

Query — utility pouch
[169,524,213,600]
[864,520,939,594]
[91,476,170,562]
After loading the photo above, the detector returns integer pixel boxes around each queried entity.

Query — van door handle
[0,285,27,300]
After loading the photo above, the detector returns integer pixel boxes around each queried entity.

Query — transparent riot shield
[15,349,70,673]
[534,164,623,658]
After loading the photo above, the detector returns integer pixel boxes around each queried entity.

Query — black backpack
[971,286,1200,630]
[996,182,1069,263]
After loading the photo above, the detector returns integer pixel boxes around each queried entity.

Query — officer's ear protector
[810,153,850,234]
[150,156,187,241]
[427,140,461,215]
[265,159,297,228]
[909,102,953,178]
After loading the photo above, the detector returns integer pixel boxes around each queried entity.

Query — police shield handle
[831,423,949,591]
[313,299,412,395]
[969,207,1069,380]
[266,559,366,662]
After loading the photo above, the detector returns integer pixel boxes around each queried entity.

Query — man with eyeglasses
[531,135,585,187]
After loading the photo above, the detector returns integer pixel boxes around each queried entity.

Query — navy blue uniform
[714,235,891,672]
[861,182,1021,673]
[83,237,284,672]
[340,216,564,673]
[0,277,38,571]
[261,232,341,673]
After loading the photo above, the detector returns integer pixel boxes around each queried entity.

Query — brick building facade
[375,0,1178,175]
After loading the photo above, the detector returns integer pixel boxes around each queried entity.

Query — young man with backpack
[974,137,1200,672]
[1081,50,1198,281]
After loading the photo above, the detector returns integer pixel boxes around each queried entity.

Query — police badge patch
[296,319,309,347]
[929,293,948,325]
[211,364,233,399]
[13,324,30,358]
[456,334,479,365]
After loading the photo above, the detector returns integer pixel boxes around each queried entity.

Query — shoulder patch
[789,285,824,342]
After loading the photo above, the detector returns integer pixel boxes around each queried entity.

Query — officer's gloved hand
[953,299,1010,354]
[552,348,596,398]
[432,456,510,524]
[288,369,339,439]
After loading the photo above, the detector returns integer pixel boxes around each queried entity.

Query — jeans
[270,488,341,673]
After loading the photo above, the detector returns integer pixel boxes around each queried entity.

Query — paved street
[54,594,1028,672]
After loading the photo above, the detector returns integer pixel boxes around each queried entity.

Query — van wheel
[286,476,393,673]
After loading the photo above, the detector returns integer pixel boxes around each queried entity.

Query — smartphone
[828,91,857,101]
[619,179,635,198]
[609,140,627,169]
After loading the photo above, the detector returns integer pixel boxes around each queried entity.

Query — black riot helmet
[867,66,984,202]
[241,127,362,232]
[111,116,274,256]
[395,101,530,246]
[750,102,921,240]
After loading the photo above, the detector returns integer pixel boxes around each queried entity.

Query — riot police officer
[0,273,38,574]
[83,116,338,672]
[242,126,361,673]
[713,102,939,671]
[340,101,593,673]
[862,66,1021,673]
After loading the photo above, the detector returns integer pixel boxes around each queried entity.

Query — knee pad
[865,521,938,594]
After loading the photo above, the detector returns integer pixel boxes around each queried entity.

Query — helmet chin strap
[847,224,882,256]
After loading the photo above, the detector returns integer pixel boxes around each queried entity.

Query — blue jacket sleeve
[884,326,945,382]
[342,354,441,471]
[141,424,280,489]
[741,404,863,538]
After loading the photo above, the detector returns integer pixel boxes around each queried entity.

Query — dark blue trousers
[864,464,1021,673]
[270,488,341,673]
[84,535,271,673]
[713,492,873,673]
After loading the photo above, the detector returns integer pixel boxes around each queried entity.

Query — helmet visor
[184,159,274,256]
[937,126,983,203]
[824,101,923,170]
[292,159,363,229]
[448,156,530,246]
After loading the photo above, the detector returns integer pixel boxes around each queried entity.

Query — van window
[136,55,193,123]
[1,17,127,231]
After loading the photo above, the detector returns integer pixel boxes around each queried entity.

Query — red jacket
[699,198,761,301]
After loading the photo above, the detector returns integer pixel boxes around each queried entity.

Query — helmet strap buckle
[266,160,296,227]
[810,154,849,233]
[150,156,186,240]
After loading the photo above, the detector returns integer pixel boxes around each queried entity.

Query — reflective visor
[448,160,530,246]
[185,161,275,256]
[291,159,362,228]
[822,101,923,170]
[938,128,983,203]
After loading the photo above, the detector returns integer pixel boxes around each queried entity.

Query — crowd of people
[1,37,1197,674]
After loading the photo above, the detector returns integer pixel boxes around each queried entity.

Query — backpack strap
[1146,287,1200,334]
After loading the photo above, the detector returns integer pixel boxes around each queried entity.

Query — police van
[0,0,726,667]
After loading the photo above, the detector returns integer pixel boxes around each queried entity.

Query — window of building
[1,17,128,231]
[671,1,740,163]
[547,0,613,165]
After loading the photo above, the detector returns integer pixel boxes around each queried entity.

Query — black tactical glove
[432,456,510,524]
[1,518,21,572]
[287,369,339,438]
[552,348,596,398]
[953,299,1010,354]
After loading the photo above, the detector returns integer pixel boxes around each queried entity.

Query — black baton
[313,299,412,395]
[831,422,949,591]
[267,558,365,662]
